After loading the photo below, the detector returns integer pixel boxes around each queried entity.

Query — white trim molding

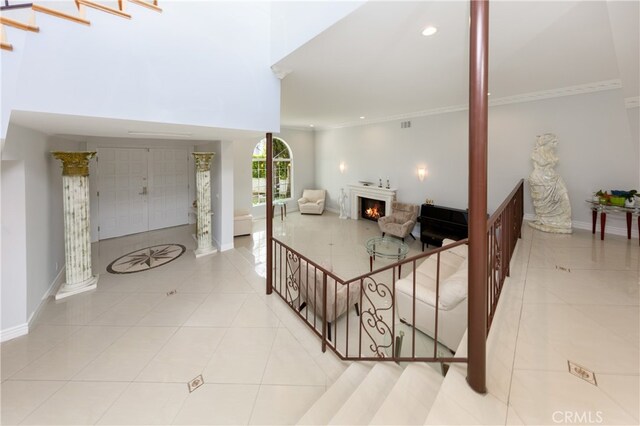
[524,213,638,238]
[329,79,624,129]
[1,323,29,342]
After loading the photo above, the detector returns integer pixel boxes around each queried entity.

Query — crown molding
[271,65,292,80]
[624,96,639,109]
[279,125,315,133]
[325,79,623,129]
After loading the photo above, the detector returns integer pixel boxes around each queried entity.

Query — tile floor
[1,212,639,425]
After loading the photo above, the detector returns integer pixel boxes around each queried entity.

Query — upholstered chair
[377,202,419,241]
[298,189,326,214]
[292,259,360,341]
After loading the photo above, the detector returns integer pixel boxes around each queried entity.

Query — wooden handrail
[32,3,91,26]
[128,0,162,12]
[76,0,131,19]
[0,16,40,32]
[1,40,13,51]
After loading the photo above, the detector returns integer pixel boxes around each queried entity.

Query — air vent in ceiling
[400,121,411,129]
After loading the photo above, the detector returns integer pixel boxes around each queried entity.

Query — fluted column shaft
[52,152,99,299]
[193,152,217,257]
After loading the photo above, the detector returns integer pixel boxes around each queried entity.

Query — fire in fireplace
[361,197,385,221]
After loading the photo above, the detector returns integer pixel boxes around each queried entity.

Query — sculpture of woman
[339,188,348,219]
[528,133,572,233]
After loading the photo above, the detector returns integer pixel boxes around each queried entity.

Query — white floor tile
[73,326,177,381]
[184,292,248,327]
[137,293,205,326]
[97,382,189,425]
[21,381,128,425]
[202,328,277,384]
[262,328,327,386]
[136,327,226,383]
[0,380,66,425]
[249,384,325,425]
[509,369,637,425]
[171,383,259,425]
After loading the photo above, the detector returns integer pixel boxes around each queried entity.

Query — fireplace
[361,198,386,221]
[348,184,396,220]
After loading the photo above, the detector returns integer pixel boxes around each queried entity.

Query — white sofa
[297,189,326,215]
[234,209,253,237]
[395,239,468,351]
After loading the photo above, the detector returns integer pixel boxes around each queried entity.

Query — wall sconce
[339,162,346,174]
[418,167,426,181]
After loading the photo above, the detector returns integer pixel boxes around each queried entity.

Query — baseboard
[0,323,29,342]
[1,265,66,342]
[220,242,234,252]
[47,266,66,298]
[524,214,638,238]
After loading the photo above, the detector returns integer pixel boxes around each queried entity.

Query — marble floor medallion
[107,243,186,274]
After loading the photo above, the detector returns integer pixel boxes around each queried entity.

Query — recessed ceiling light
[309,124,314,127]
[360,116,365,119]
[422,26,438,36]
[487,92,491,96]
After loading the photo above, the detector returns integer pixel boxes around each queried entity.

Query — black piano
[418,204,469,251]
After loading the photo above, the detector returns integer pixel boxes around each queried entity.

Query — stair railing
[0,0,162,51]
[270,179,523,377]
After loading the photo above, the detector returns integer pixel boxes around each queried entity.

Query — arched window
[252,138,292,206]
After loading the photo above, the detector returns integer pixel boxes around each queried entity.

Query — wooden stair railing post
[266,133,273,295]
[467,0,489,395]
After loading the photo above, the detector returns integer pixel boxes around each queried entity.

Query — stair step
[298,362,372,425]
[369,363,444,425]
[328,363,403,425]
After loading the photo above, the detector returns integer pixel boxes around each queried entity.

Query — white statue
[528,133,572,233]
[339,188,348,219]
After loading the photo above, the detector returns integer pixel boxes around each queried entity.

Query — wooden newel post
[266,133,274,295]
[467,0,489,394]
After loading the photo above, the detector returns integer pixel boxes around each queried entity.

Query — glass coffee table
[365,237,410,276]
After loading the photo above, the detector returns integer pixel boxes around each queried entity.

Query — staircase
[298,361,444,425]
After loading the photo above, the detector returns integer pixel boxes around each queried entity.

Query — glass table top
[365,237,410,259]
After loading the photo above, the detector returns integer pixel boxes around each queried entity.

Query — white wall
[1,159,27,336]
[315,89,639,235]
[270,1,365,64]
[1,1,280,139]
[1,125,78,339]
[233,127,315,218]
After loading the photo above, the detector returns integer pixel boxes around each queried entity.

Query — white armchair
[298,189,326,215]
[395,239,468,351]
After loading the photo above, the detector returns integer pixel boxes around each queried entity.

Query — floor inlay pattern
[568,360,597,386]
[106,244,186,274]
[188,375,204,393]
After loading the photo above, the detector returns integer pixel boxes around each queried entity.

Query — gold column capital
[52,151,97,176]
[193,152,215,172]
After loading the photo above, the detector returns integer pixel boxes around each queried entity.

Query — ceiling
[6,1,636,139]
[277,0,635,129]
[9,111,264,142]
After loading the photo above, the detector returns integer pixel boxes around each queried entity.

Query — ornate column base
[194,246,217,258]
[55,274,100,300]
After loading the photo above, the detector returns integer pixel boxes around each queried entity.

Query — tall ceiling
[276,1,637,129]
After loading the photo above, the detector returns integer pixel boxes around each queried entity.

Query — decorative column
[193,152,217,257]
[52,152,99,300]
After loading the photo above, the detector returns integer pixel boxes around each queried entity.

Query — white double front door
[97,148,189,239]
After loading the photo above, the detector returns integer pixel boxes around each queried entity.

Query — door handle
[139,186,148,196]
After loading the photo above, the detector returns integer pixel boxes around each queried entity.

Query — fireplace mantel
[348,184,397,219]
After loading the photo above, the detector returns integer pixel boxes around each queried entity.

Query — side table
[273,200,287,221]
[586,200,639,244]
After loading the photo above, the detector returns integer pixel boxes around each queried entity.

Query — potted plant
[595,190,609,205]
[622,190,637,208]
